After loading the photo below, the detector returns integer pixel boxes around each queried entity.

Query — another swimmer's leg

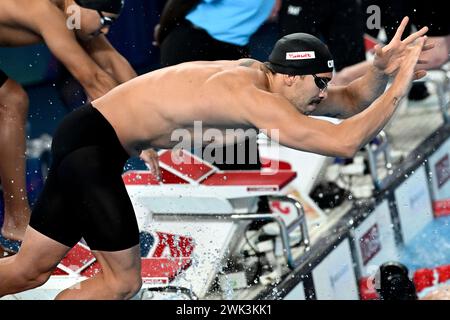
[55,245,142,300]
[0,227,70,297]
[0,79,31,241]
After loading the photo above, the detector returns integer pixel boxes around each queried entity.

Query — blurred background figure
[335,0,449,100]
[362,0,449,70]
[154,0,281,172]
[0,0,137,245]
[278,0,366,85]
[155,0,279,66]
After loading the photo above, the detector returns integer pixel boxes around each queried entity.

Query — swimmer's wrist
[371,64,391,78]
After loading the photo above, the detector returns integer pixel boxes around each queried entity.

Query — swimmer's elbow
[318,122,360,158]
[335,128,360,158]
[316,140,357,158]
[280,117,359,158]
[301,132,359,158]
[329,139,358,158]
[339,144,359,158]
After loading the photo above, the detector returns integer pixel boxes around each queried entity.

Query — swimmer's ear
[283,74,297,86]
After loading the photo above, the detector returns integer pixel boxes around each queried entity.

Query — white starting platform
[2,150,311,300]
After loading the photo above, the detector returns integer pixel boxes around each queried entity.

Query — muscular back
[93,59,273,155]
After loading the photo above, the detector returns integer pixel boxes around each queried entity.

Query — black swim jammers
[29,104,140,251]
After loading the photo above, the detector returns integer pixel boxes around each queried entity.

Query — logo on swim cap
[286,51,316,60]
[267,33,334,76]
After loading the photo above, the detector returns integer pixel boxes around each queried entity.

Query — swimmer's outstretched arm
[246,37,426,158]
[27,1,118,99]
[81,35,137,84]
[202,130,258,148]
[314,17,433,119]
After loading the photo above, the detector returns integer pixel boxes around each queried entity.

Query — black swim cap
[267,33,334,76]
[74,0,125,14]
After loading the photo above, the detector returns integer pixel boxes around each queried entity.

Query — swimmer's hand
[373,16,434,80]
[140,149,161,181]
[390,36,427,98]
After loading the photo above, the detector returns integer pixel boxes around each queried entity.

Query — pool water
[399,216,450,271]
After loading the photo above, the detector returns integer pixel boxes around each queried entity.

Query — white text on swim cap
[286,51,316,60]
[328,60,334,68]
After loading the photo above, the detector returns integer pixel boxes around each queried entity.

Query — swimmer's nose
[319,90,328,100]
[101,26,110,35]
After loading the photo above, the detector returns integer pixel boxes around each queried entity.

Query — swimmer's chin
[303,104,318,115]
